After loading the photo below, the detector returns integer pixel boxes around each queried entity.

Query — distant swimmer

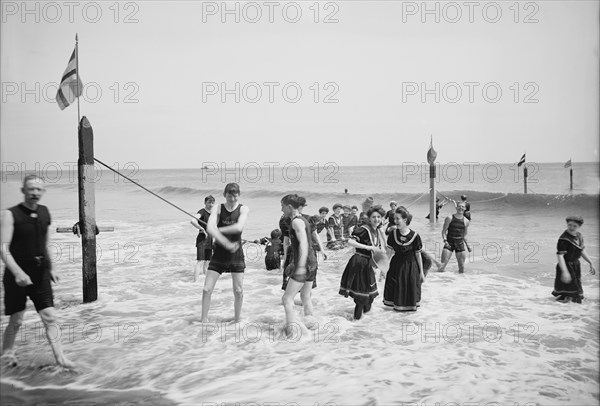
[281,194,318,335]
[552,216,596,303]
[345,188,348,194]
[0,175,74,368]
[191,195,215,281]
[438,201,471,273]
[202,183,250,323]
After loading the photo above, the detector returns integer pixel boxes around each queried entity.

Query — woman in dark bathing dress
[552,216,596,303]
[339,205,386,320]
[384,207,425,312]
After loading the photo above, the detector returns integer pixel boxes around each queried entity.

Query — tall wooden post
[427,136,437,223]
[569,168,573,190]
[523,165,528,194]
[78,116,98,303]
[429,165,436,223]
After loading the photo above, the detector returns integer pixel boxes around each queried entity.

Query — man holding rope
[191,195,215,282]
[201,183,250,323]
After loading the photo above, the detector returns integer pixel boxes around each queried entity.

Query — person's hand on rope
[223,240,239,253]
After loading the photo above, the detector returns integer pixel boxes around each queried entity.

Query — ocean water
[0,163,598,405]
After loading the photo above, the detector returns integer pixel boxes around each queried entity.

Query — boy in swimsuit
[201,183,250,323]
[191,195,215,281]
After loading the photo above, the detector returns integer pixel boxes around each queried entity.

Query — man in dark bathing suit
[1,175,74,368]
[191,195,215,281]
[439,201,471,273]
[201,183,250,323]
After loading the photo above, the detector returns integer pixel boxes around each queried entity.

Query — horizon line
[99,161,600,171]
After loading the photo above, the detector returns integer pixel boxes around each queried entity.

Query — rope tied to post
[93,157,205,224]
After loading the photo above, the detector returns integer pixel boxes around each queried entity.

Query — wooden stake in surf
[78,116,98,303]
[427,136,437,223]
[570,168,573,190]
[523,165,528,194]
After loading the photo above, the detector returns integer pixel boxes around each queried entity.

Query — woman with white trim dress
[384,207,425,312]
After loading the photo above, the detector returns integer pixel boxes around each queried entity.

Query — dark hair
[309,214,320,228]
[281,194,302,209]
[271,229,282,239]
[351,205,358,210]
[319,206,329,214]
[461,195,468,201]
[566,215,584,226]
[333,203,343,210]
[367,205,386,218]
[223,183,240,195]
[298,196,307,207]
[204,195,215,203]
[395,207,413,226]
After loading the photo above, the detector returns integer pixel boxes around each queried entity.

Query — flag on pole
[564,159,572,168]
[517,153,526,167]
[427,135,437,165]
[56,48,83,110]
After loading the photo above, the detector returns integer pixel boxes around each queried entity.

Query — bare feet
[304,316,318,330]
[56,356,75,369]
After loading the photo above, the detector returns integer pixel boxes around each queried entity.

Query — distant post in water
[570,168,573,190]
[427,136,437,223]
[565,158,573,190]
[517,153,527,194]
[78,116,98,303]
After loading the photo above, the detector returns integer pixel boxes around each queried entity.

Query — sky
[1,0,599,169]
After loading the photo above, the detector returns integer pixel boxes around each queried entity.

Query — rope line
[404,191,429,208]
[93,158,204,224]
[468,193,509,204]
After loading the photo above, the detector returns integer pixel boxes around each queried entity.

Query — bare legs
[2,308,74,368]
[201,270,244,322]
[282,279,313,335]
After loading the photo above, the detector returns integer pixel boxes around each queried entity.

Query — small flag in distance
[517,153,526,167]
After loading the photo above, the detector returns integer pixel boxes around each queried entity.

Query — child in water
[254,229,284,271]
